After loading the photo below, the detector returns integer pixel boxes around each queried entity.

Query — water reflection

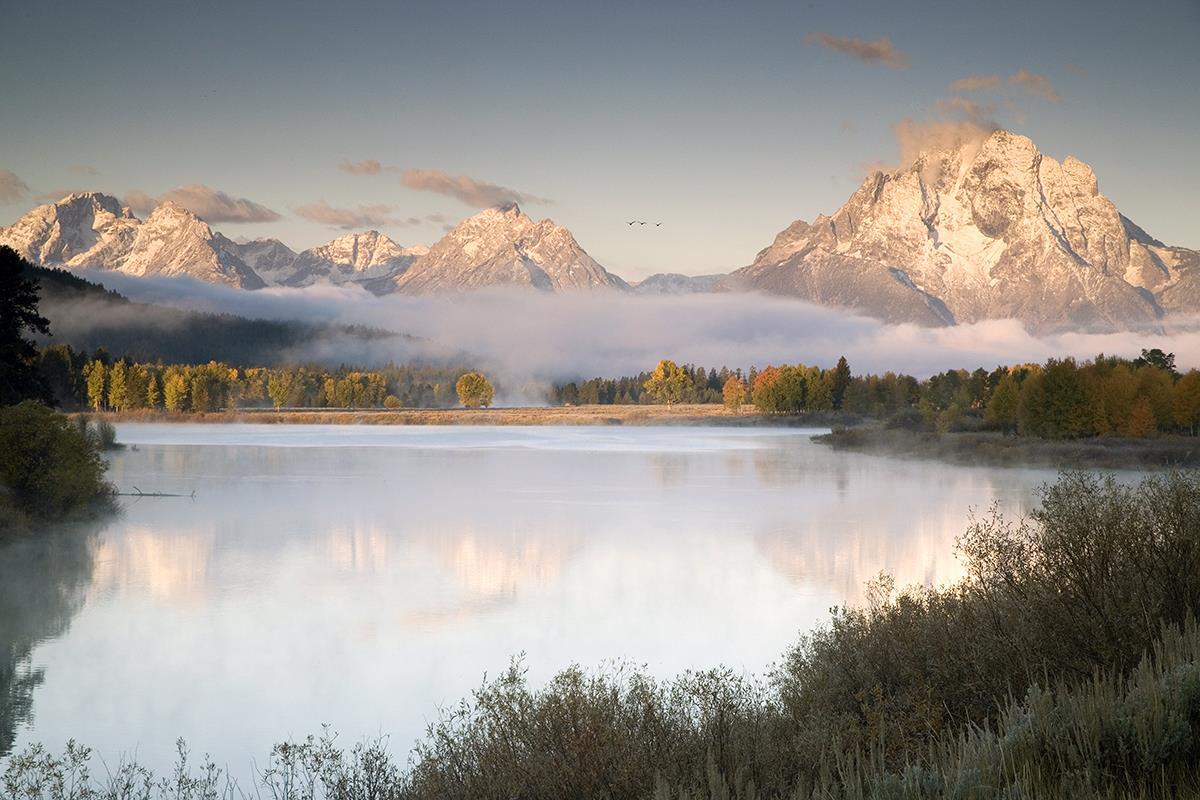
[6,425,1064,771]
[0,527,97,757]
[92,527,214,601]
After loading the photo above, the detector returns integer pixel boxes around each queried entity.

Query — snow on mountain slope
[393,204,627,293]
[0,193,429,291]
[285,230,426,288]
[119,202,265,288]
[214,235,298,284]
[0,192,140,270]
[729,129,1194,333]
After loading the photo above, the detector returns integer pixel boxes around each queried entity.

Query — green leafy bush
[0,402,112,526]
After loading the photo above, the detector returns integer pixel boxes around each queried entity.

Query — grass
[75,405,856,427]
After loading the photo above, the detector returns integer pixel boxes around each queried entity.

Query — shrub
[0,402,112,525]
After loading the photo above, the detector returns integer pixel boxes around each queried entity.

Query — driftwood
[116,486,196,498]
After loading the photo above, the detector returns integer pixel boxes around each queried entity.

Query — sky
[1,0,1197,281]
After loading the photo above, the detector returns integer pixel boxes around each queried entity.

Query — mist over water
[79,274,1200,383]
[3,424,1077,770]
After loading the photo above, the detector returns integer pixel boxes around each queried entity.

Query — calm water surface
[4,424,1066,769]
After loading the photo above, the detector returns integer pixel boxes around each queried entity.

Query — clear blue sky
[1,0,1196,279]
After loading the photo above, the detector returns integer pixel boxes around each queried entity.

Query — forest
[34,343,1196,438]
[35,345,472,412]
[558,349,1195,439]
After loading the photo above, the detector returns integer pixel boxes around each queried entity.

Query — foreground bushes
[3,473,1200,797]
[0,402,113,529]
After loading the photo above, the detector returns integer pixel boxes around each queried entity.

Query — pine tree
[831,356,851,410]
[0,246,52,404]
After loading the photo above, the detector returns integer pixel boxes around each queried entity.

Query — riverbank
[815,426,1200,468]
[74,405,859,427]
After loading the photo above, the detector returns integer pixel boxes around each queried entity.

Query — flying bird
[638,221,647,225]
[626,221,636,225]
[655,222,662,226]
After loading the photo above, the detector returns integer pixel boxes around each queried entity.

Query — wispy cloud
[0,169,30,203]
[68,164,99,176]
[125,184,281,223]
[935,96,995,121]
[949,75,1002,92]
[1008,69,1060,103]
[400,169,551,208]
[295,200,419,229]
[805,32,909,69]
[338,159,387,176]
[948,70,1061,103]
[893,117,998,170]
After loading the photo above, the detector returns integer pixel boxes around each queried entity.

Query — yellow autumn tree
[644,360,688,407]
[456,372,494,408]
[722,376,747,412]
[1124,396,1157,437]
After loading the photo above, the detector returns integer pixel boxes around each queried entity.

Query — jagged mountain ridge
[0,193,622,295]
[393,203,627,293]
[728,129,1198,333]
[3,145,1195,333]
[0,193,428,291]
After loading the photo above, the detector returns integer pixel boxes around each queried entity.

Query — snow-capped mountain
[214,235,298,282]
[119,202,265,288]
[393,204,627,293]
[0,193,427,291]
[0,192,140,271]
[728,129,1198,332]
[631,273,725,295]
[1,193,262,288]
[285,230,427,288]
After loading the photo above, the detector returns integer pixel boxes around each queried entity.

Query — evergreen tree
[830,356,851,410]
[0,246,52,405]
[38,344,79,408]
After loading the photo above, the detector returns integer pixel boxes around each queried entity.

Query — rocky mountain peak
[393,206,626,293]
[730,128,1196,332]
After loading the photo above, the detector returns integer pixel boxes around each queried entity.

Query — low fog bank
[88,273,1199,381]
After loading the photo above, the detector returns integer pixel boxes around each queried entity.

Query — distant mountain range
[3,129,1196,333]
